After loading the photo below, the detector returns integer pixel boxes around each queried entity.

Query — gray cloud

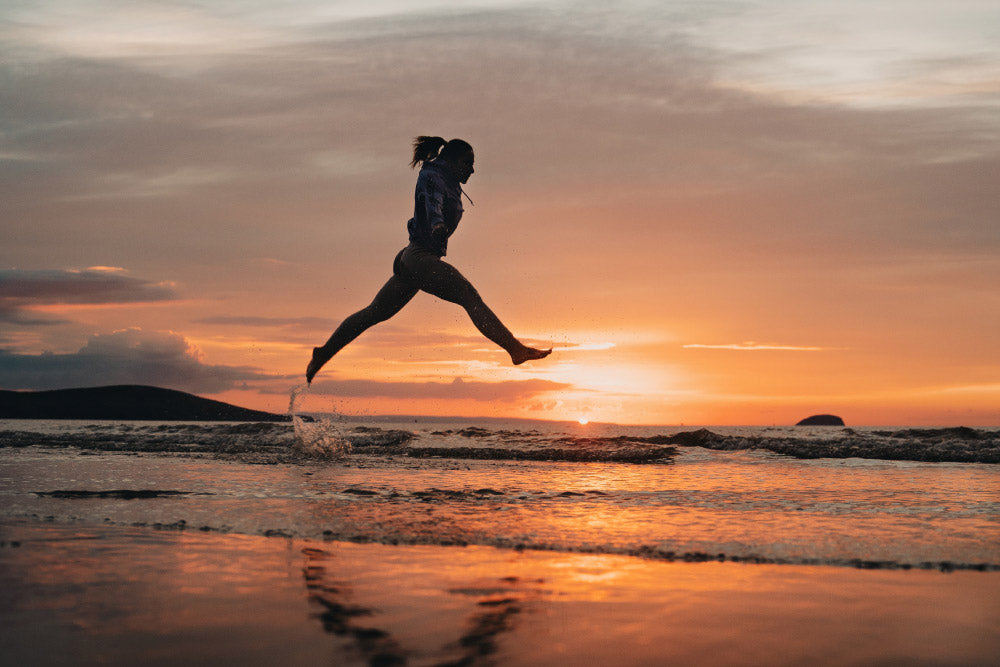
[0,268,177,326]
[0,268,175,304]
[0,328,277,393]
[0,309,69,327]
[300,376,571,402]
[3,4,996,270]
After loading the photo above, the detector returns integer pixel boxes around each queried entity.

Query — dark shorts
[392,244,444,287]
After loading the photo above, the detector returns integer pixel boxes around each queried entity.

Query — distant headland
[0,385,289,421]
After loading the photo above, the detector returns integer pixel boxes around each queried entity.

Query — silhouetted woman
[306,136,551,383]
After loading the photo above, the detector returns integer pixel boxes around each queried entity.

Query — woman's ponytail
[410,136,447,168]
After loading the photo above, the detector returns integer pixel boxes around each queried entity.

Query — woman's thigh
[402,250,477,305]
[366,274,420,320]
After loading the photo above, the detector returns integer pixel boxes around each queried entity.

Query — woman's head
[410,136,475,183]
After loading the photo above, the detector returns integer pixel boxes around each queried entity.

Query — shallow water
[1,418,997,569]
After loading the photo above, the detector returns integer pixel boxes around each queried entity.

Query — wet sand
[2,520,998,666]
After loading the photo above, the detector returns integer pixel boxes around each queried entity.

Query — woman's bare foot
[305,347,331,384]
[511,346,552,365]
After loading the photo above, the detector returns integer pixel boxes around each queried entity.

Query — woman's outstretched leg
[307,276,419,383]
[416,258,550,365]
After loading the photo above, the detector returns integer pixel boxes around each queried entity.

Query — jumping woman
[306,136,551,383]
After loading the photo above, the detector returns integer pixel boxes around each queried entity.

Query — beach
[1,418,998,665]
[1,521,997,666]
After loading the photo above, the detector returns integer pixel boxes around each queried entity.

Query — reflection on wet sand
[2,521,998,666]
[450,587,523,664]
[301,545,543,666]
[302,545,407,666]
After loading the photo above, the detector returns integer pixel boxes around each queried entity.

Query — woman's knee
[429,279,479,307]
[458,284,486,311]
[363,278,416,323]
[430,272,481,306]
[361,302,394,324]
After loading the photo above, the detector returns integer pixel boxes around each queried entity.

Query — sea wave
[0,423,676,464]
[664,427,1000,463]
[1,422,996,463]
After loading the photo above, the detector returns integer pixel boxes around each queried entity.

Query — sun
[577,417,590,425]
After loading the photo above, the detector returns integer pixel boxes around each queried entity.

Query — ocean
[2,408,997,572]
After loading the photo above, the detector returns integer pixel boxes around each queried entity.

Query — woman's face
[455,150,475,184]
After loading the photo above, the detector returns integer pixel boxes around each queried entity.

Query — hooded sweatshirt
[406,158,464,257]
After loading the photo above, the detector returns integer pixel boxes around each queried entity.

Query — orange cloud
[298,376,571,403]
[683,342,833,351]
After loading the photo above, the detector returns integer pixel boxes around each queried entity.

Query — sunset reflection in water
[2,522,997,666]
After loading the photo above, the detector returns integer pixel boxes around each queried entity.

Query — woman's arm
[420,172,450,241]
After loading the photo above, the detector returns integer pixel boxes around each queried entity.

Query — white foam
[288,384,352,459]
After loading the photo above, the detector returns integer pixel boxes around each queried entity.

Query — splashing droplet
[289,384,352,458]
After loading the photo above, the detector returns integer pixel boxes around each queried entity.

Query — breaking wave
[665,427,1000,463]
[1,421,996,464]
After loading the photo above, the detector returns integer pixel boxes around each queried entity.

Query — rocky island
[796,414,846,426]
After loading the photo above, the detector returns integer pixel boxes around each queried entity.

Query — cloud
[85,265,128,273]
[0,268,177,325]
[0,328,277,393]
[683,342,832,351]
[3,4,996,263]
[2,1,992,300]
[0,309,69,327]
[195,315,338,329]
[551,342,616,351]
[0,268,177,328]
[349,326,488,349]
[300,376,571,402]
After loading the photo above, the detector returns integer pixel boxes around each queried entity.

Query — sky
[2,0,998,426]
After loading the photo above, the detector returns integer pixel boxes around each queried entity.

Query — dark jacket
[406,159,464,256]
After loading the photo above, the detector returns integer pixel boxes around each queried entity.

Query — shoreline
[9,513,997,574]
[2,518,998,666]
[3,445,997,572]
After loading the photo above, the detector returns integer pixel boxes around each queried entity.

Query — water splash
[288,384,352,459]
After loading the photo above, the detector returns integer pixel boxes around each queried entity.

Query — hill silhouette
[0,385,289,421]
